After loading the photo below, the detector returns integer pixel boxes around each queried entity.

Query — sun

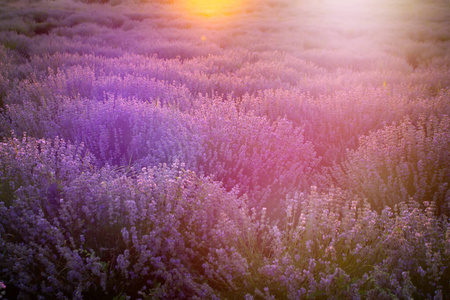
[179,0,243,18]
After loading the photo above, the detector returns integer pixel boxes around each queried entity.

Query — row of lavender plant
[1,135,449,299]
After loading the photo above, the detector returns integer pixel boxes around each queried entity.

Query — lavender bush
[0,135,247,299]
[333,115,449,214]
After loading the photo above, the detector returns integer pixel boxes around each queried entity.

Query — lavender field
[0,0,449,298]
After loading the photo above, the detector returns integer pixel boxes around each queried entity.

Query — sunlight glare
[179,0,244,19]
[312,0,396,34]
